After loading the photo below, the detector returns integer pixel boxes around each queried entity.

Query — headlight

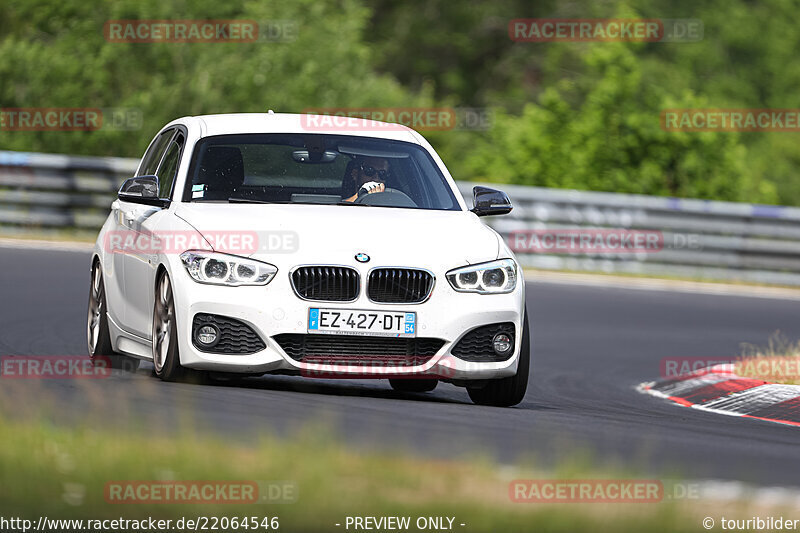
[179,251,277,286]
[446,259,517,294]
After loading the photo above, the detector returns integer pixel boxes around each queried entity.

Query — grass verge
[735,334,800,385]
[0,412,708,533]
[0,226,97,244]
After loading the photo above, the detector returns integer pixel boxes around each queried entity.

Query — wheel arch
[155,262,169,289]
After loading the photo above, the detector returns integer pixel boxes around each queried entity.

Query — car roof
[166,113,422,143]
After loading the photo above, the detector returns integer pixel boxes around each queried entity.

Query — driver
[342,157,390,202]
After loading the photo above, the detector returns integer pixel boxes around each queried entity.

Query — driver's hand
[358,181,385,197]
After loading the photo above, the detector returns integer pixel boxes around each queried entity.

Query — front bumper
[171,264,526,380]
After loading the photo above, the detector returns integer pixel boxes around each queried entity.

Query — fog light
[196,324,219,347]
[492,333,512,355]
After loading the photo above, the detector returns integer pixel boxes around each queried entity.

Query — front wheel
[467,308,530,407]
[152,272,184,381]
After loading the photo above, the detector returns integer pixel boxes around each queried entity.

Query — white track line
[0,238,93,252]
[526,270,800,301]
[639,366,800,428]
[700,385,800,415]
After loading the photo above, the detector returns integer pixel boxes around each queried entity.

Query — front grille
[273,334,445,366]
[291,266,360,301]
[192,313,266,354]
[367,268,434,304]
[451,322,516,362]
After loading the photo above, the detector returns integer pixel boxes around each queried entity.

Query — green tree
[0,0,415,157]
[1,0,798,205]
[445,44,749,201]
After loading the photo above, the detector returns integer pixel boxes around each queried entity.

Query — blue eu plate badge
[308,308,320,330]
[404,313,416,335]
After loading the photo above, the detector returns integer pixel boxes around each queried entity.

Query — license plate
[308,308,416,337]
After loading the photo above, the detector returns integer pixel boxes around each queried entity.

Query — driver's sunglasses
[360,162,390,180]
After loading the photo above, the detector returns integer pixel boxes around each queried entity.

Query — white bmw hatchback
[88,113,529,406]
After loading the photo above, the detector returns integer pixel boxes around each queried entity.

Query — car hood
[173,203,501,270]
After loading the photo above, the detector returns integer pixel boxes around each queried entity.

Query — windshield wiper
[226,197,368,207]
[227,198,271,204]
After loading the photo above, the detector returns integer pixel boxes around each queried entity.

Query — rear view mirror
[470,186,513,217]
[292,150,338,163]
[118,176,169,207]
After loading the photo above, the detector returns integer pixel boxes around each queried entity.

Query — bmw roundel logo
[355,253,370,263]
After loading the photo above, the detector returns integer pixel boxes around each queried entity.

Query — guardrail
[2,149,800,286]
[0,151,136,229]
[458,182,800,286]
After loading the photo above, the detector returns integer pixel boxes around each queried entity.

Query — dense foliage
[0,0,796,204]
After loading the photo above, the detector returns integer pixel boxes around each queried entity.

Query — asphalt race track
[2,246,800,488]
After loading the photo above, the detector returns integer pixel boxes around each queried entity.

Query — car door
[110,128,176,334]
[123,131,186,338]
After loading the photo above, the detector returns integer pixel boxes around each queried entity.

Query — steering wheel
[354,187,417,208]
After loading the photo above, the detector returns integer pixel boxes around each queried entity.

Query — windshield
[182,133,461,211]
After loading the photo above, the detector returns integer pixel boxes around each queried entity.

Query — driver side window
[138,129,175,177]
[155,133,185,199]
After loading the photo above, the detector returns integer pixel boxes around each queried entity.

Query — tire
[87,261,140,372]
[389,378,438,393]
[467,307,530,407]
[152,271,185,381]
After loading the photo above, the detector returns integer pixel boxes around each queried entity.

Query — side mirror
[118,176,169,207]
[470,186,513,217]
